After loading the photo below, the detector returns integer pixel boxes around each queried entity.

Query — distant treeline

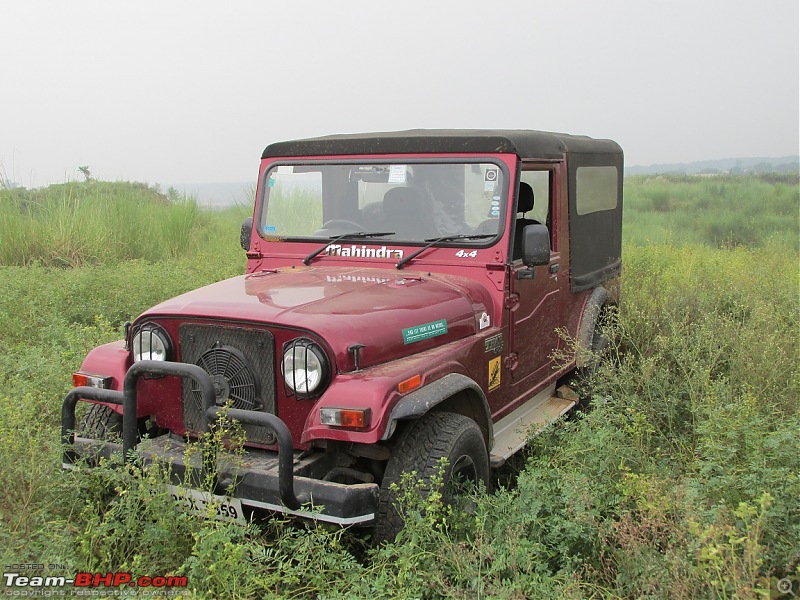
[626,155,799,176]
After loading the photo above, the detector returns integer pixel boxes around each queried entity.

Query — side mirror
[522,224,551,266]
[240,217,253,251]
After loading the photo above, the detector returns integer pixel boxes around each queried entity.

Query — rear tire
[585,307,613,372]
[375,411,489,544]
[571,305,617,408]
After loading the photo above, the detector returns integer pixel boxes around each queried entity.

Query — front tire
[375,411,489,543]
[78,403,123,440]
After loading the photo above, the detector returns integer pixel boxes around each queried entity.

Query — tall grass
[0,176,797,596]
[1,241,796,597]
[0,181,250,267]
[624,174,799,249]
[3,175,797,266]
[262,186,324,236]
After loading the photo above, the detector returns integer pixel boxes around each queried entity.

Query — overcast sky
[2,0,798,187]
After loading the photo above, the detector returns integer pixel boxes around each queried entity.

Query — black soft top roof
[262,129,622,160]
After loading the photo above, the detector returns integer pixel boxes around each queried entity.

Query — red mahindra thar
[63,129,623,540]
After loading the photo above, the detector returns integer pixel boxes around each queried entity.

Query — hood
[139,266,493,370]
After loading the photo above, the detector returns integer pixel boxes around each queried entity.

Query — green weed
[0,181,249,267]
[0,177,797,597]
[624,174,799,249]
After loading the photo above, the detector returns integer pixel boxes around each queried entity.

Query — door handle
[549,263,560,274]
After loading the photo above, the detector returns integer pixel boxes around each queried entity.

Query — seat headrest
[518,182,534,214]
[383,187,424,216]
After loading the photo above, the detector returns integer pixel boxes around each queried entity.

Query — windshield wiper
[303,231,395,265]
[395,234,495,270]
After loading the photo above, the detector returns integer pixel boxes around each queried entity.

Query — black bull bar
[62,361,379,522]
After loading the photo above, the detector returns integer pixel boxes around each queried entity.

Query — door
[506,167,568,393]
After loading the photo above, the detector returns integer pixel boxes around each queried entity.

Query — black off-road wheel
[375,411,489,544]
[568,304,618,409]
[584,308,614,373]
[78,403,123,440]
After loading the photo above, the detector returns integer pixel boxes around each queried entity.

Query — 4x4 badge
[484,333,503,354]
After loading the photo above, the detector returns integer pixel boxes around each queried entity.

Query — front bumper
[62,360,379,526]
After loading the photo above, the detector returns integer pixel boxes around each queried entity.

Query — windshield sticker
[484,181,495,192]
[403,319,448,344]
[484,333,503,353]
[263,224,277,233]
[479,312,490,330]
[324,244,404,259]
[388,165,407,183]
[488,356,501,391]
[276,165,294,174]
[267,177,276,188]
[484,169,498,182]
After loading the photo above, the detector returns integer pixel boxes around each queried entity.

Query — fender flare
[576,286,611,368]
[381,373,493,447]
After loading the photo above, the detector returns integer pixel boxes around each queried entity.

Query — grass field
[0,175,797,597]
[623,173,799,248]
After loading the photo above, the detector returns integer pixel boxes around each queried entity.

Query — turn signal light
[319,408,370,429]
[72,372,113,389]
[397,374,422,394]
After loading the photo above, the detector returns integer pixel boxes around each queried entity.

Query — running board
[489,384,578,468]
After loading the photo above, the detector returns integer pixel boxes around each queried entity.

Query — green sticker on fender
[402,319,448,344]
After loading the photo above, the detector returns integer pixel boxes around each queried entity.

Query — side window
[518,171,550,225]
[576,166,618,215]
[512,169,553,262]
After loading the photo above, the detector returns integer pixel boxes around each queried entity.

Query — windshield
[258,161,507,244]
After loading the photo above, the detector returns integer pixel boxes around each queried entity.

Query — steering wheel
[321,220,365,232]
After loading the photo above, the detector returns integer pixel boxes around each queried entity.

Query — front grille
[179,324,276,445]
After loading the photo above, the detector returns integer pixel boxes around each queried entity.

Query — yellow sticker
[488,356,501,391]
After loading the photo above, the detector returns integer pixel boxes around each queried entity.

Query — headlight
[282,339,330,397]
[131,324,172,362]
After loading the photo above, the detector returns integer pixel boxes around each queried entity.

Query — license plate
[166,485,245,524]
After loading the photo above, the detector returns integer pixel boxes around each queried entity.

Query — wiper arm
[303,231,395,265]
[395,234,495,270]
